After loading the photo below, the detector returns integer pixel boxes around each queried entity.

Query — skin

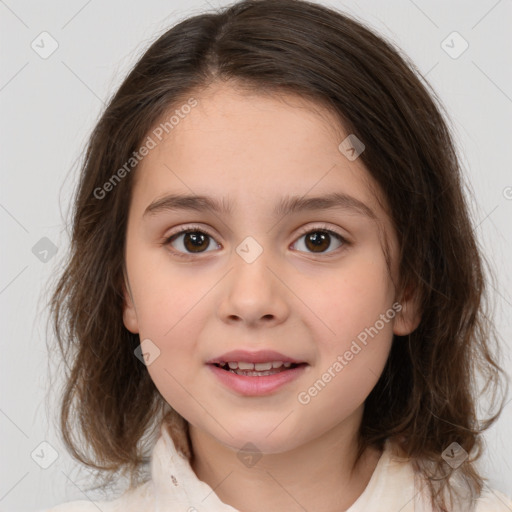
[122,82,420,512]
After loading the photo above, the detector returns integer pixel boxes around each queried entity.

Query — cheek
[126,248,213,393]
[294,252,395,344]
[294,254,395,403]
[128,246,214,335]
[142,296,202,410]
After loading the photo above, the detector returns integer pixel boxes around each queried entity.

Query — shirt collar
[150,422,408,512]
[152,422,239,511]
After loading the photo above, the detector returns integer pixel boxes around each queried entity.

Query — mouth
[207,360,309,396]
[211,361,307,377]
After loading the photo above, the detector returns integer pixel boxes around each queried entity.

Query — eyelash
[163,223,349,260]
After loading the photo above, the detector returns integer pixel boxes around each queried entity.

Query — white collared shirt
[40,422,512,511]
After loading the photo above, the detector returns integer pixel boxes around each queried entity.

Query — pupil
[306,231,330,252]
[184,232,209,253]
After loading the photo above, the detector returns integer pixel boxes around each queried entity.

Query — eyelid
[164,223,218,241]
[293,223,348,242]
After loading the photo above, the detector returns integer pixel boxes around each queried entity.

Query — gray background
[1,0,511,510]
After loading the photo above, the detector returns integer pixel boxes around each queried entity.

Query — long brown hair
[47,0,508,508]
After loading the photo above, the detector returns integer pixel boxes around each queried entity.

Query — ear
[393,285,422,336]
[122,274,139,334]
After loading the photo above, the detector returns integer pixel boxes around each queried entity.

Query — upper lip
[206,349,306,365]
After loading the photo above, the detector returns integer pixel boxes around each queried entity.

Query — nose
[217,247,290,328]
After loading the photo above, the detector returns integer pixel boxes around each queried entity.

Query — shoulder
[376,441,512,512]
[473,486,512,512]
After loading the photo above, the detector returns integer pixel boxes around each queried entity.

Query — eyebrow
[143,192,376,220]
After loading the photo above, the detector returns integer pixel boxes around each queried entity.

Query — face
[122,82,419,454]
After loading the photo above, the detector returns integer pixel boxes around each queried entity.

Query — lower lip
[207,364,308,396]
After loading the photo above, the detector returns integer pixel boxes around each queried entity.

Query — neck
[188,408,382,512]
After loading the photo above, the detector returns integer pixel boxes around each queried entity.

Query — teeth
[254,362,273,371]
[220,361,295,370]
[234,370,277,376]
[237,362,255,370]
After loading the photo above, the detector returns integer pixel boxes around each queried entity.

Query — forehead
[133,82,388,221]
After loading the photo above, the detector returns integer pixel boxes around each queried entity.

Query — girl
[42,0,511,510]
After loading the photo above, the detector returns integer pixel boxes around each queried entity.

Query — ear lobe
[393,287,422,336]
[122,278,139,334]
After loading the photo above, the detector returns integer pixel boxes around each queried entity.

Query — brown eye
[292,229,345,254]
[165,229,219,255]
